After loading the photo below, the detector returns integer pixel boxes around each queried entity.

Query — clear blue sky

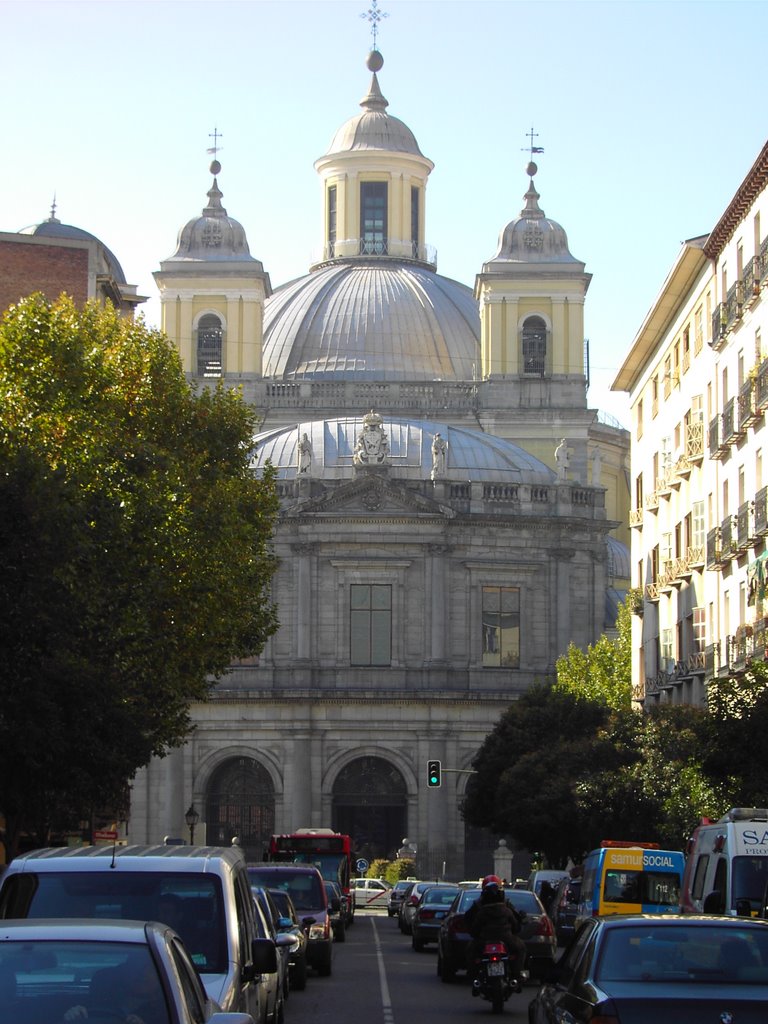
[3,0,767,426]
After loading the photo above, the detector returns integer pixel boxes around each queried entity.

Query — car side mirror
[302,916,316,928]
[249,936,278,978]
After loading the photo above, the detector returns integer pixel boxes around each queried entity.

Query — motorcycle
[471,940,528,1014]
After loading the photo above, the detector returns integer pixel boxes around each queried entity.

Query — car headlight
[308,922,328,940]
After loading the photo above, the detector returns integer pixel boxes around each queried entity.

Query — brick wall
[0,240,89,313]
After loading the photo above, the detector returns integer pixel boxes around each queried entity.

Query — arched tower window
[522,315,547,376]
[197,314,223,377]
[360,182,387,255]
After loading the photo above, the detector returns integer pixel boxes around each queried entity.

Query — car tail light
[534,914,555,938]
[420,909,435,920]
[446,914,464,937]
[408,895,419,906]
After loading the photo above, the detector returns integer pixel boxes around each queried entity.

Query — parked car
[551,876,581,946]
[247,863,332,977]
[324,881,346,942]
[350,877,392,909]
[529,914,768,1023]
[399,881,458,935]
[268,888,309,992]
[0,918,254,1024]
[436,886,556,982]
[0,844,277,1022]
[252,886,293,1023]
[411,885,461,950]
[387,879,415,917]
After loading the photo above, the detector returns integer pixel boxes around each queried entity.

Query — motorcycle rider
[465,875,526,992]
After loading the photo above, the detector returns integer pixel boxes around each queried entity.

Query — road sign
[92,829,118,843]
[356,857,369,873]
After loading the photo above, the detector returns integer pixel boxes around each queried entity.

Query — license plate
[435,911,445,918]
[488,962,505,976]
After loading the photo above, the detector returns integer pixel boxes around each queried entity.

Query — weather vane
[207,127,223,158]
[522,126,544,160]
[360,0,388,49]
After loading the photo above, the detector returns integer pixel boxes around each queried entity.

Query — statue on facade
[297,432,312,474]
[430,432,448,480]
[555,438,569,480]
[353,410,389,466]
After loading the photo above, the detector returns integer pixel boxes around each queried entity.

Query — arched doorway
[331,756,407,861]
[205,756,275,861]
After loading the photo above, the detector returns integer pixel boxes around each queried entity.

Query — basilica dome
[20,214,127,284]
[251,415,555,484]
[262,263,480,380]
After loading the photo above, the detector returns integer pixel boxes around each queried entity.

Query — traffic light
[427,759,442,788]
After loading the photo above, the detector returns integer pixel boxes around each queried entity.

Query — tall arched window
[205,756,275,862]
[522,315,547,375]
[197,314,223,377]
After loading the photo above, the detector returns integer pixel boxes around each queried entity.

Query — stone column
[293,543,315,662]
[553,548,574,662]
[428,544,449,663]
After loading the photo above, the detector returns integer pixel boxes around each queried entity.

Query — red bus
[267,828,355,895]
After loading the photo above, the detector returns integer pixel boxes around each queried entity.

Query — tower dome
[164,160,259,265]
[485,161,584,269]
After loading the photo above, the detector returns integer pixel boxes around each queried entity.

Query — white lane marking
[371,915,395,1024]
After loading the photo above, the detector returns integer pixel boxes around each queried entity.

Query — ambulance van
[576,841,684,928]
[680,807,768,916]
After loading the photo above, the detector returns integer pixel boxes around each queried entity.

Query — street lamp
[185,803,200,846]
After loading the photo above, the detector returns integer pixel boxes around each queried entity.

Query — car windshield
[732,856,768,909]
[0,940,169,1024]
[422,888,460,906]
[248,869,325,912]
[602,869,680,907]
[597,924,768,984]
[457,889,540,914]
[14,872,226,973]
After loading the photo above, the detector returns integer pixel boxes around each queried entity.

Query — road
[285,909,534,1024]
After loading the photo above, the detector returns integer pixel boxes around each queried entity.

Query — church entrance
[331,756,407,862]
[205,756,275,862]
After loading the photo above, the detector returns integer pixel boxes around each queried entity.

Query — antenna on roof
[360,0,388,50]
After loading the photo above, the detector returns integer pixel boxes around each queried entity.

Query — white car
[350,878,392,907]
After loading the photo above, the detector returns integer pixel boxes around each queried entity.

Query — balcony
[657,469,673,497]
[710,302,728,349]
[629,507,644,528]
[755,486,768,537]
[685,419,705,463]
[739,378,758,432]
[709,415,730,459]
[673,554,691,581]
[722,398,738,444]
[743,256,761,307]
[721,514,738,560]
[736,500,756,552]
[645,580,660,602]
[687,544,705,569]
[761,236,768,286]
[706,526,723,569]
[756,360,768,415]
[725,280,744,330]
[658,561,676,591]
[644,490,659,512]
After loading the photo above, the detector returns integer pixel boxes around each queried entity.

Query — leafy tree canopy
[0,295,279,855]
[554,599,632,710]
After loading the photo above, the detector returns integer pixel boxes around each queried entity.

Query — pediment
[290,473,456,518]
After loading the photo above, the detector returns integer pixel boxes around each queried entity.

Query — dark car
[324,881,347,942]
[268,888,309,992]
[388,879,414,917]
[248,863,332,977]
[399,881,457,935]
[437,886,556,982]
[529,914,768,1024]
[411,885,461,950]
[0,918,253,1024]
[551,876,581,946]
[252,885,292,1023]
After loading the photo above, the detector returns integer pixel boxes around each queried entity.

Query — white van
[680,807,768,916]
[0,844,277,1021]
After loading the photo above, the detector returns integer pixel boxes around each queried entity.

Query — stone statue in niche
[297,432,312,474]
[353,410,389,466]
[430,432,448,480]
[555,437,569,480]
[591,446,602,485]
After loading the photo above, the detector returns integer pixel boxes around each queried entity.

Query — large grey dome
[251,415,556,483]
[262,262,480,381]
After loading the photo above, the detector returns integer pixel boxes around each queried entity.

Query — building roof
[20,214,127,285]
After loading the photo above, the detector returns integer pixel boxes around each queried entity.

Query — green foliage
[366,859,391,880]
[554,599,632,710]
[0,295,280,855]
[385,859,416,884]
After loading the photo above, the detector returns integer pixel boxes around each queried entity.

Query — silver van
[0,844,277,1022]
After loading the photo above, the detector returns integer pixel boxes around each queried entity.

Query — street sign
[356,857,369,873]
[92,829,117,843]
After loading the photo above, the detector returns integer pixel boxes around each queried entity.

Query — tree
[702,661,768,807]
[554,599,632,710]
[0,295,279,857]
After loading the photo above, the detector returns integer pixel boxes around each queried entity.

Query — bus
[576,840,685,928]
[267,829,355,903]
